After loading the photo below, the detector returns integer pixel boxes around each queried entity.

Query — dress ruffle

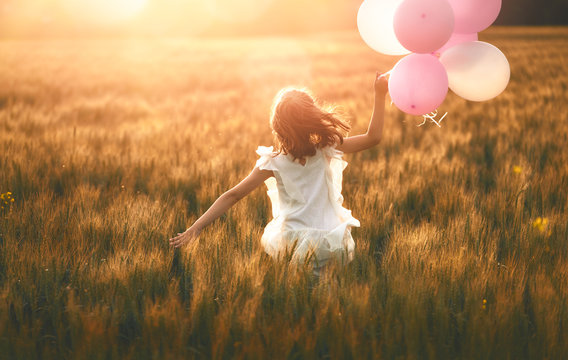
[255,145,360,268]
[255,146,277,171]
[322,146,360,225]
[255,146,280,218]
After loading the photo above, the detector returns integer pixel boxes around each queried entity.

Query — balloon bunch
[358,0,509,119]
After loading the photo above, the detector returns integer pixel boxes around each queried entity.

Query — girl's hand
[374,72,389,96]
[169,226,201,248]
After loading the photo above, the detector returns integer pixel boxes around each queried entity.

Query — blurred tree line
[495,0,568,25]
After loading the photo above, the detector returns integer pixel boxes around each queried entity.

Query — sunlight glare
[61,0,149,25]
[207,0,274,23]
[133,0,213,36]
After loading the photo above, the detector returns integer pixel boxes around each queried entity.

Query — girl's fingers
[169,235,183,244]
[168,232,196,247]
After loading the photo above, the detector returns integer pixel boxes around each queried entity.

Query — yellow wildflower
[0,192,15,212]
[513,165,522,174]
[532,217,550,234]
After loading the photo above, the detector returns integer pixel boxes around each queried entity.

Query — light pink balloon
[393,0,455,54]
[388,54,449,116]
[447,0,502,34]
[435,32,478,55]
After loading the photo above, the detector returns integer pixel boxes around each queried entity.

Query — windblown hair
[270,88,351,161]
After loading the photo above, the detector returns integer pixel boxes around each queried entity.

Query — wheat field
[1,27,567,359]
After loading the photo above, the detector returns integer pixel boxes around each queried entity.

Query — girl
[169,72,388,272]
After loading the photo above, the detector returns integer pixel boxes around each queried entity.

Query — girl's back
[256,145,359,268]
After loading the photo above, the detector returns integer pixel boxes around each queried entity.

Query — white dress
[255,145,360,268]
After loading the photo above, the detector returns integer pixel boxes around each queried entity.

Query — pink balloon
[393,0,455,54]
[388,54,449,116]
[435,32,478,55]
[447,0,502,34]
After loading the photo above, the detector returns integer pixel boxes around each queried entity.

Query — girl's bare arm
[336,72,388,154]
[169,167,273,248]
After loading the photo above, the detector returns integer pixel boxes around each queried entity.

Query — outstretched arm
[169,167,273,248]
[336,72,388,154]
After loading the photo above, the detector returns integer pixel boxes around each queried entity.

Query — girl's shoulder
[320,143,344,160]
[256,145,278,157]
[255,146,280,171]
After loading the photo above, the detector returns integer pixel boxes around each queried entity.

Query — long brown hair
[270,88,350,161]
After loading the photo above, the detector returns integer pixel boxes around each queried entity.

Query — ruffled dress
[255,145,360,268]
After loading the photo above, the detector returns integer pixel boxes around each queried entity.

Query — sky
[0,0,565,38]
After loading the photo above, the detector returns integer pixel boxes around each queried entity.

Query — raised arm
[169,167,273,248]
[336,72,388,154]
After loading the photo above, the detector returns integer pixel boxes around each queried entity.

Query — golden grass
[1,26,568,358]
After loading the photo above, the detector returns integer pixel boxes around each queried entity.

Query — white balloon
[440,41,510,102]
[357,0,410,56]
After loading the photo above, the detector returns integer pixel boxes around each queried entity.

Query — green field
[1,27,567,359]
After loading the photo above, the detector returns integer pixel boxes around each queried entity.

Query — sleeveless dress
[255,145,360,268]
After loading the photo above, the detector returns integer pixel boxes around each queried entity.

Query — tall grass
[1,27,567,358]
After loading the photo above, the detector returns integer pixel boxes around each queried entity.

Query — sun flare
[61,0,149,25]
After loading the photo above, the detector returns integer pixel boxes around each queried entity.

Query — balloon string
[382,68,394,106]
[418,109,447,127]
